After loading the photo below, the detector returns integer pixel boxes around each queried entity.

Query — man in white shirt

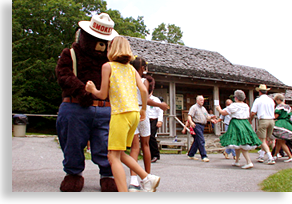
[250,84,275,165]
[148,94,164,163]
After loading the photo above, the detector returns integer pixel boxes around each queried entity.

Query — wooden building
[125,36,292,136]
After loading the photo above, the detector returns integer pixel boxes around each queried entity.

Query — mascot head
[77,13,119,58]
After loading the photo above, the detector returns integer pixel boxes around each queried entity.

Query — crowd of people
[55,12,291,193]
[186,85,292,170]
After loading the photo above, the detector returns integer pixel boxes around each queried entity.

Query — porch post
[169,82,176,137]
[213,85,220,136]
[249,89,256,131]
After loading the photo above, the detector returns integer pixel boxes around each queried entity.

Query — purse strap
[70,48,77,76]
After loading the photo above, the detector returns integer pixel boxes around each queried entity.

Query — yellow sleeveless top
[109,62,139,115]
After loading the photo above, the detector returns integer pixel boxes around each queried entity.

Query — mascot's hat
[78,13,119,41]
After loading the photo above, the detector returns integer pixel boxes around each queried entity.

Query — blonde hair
[274,93,285,102]
[107,36,135,64]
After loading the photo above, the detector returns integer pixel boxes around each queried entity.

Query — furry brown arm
[55,47,93,107]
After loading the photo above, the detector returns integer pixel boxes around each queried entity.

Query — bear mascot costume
[55,13,118,192]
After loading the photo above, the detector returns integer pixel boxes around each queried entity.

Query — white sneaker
[188,156,199,160]
[284,158,292,163]
[241,163,253,169]
[141,174,160,192]
[257,157,264,163]
[264,159,276,165]
[202,157,210,162]
[232,162,241,167]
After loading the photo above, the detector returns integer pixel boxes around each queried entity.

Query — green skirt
[220,119,262,150]
[273,119,292,140]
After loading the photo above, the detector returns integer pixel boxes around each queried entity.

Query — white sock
[259,150,265,158]
[267,152,273,160]
[142,174,150,182]
[130,176,140,186]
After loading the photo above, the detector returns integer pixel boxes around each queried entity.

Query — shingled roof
[125,36,286,87]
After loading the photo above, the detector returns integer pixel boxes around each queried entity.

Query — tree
[13,0,94,113]
[107,9,149,39]
[12,0,149,114]
[151,23,184,45]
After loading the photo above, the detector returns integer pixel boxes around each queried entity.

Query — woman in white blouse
[216,90,262,169]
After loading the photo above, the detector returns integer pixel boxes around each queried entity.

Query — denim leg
[90,106,112,177]
[56,103,92,175]
[194,124,207,159]
[188,135,198,157]
[231,149,236,156]
[225,148,236,156]
[225,148,231,154]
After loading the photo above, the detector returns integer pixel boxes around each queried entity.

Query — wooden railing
[157,114,259,143]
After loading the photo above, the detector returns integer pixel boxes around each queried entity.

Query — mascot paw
[60,175,84,192]
[100,177,118,192]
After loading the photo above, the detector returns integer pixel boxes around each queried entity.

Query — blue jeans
[188,123,207,159]
[56,102,112,176]
[224,124,235,156]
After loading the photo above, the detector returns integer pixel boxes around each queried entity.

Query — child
[85,36,160,192]
[128,57,167,192]
[128,59,151,192]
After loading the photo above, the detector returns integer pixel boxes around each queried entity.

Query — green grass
[260,168,292,192]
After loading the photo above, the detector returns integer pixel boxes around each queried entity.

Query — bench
[158,141,186,154]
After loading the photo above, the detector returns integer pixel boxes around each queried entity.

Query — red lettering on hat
[90,22,113,35]
[93,22,101,30]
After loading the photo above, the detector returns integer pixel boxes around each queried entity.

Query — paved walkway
[12,136,292,192]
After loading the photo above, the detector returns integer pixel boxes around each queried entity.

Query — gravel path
[12,136,292,192]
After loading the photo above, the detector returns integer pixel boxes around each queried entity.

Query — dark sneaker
[128,184,142,192]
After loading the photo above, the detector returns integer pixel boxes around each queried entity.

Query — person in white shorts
[128,57,168,192]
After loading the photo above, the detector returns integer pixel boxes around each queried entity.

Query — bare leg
[241,149,252,164]
[120,151,148,180]
[273,139,282,157]
[140,136,151,173]
[129,134,140,176]
[107,150,128,192]
[278,140,292,159]
[259,138,271,155]
[235,149,241,163]
[260,138,276,161]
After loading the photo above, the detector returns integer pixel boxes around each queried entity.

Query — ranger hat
[78,13,119,41]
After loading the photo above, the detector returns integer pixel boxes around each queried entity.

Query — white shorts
[134,107,150,137]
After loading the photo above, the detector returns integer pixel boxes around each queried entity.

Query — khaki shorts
[256,119,275,140]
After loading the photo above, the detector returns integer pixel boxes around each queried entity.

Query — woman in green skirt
[272,94,292,163]
[216,90,262,169]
